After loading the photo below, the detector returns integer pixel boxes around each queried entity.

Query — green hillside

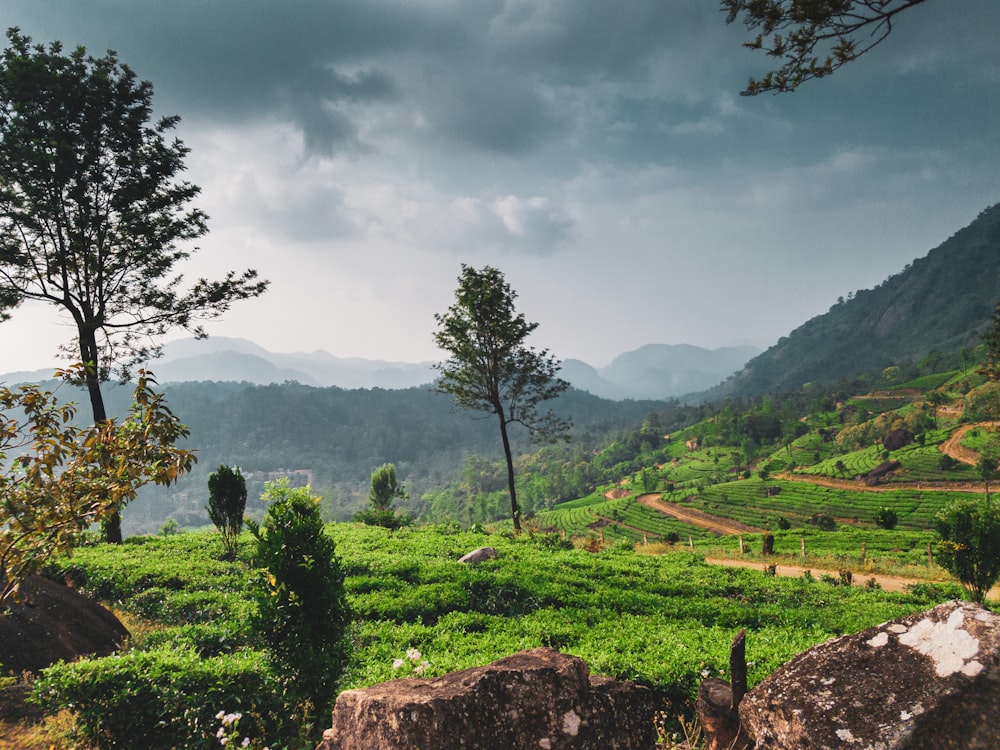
[705,203,1000,399]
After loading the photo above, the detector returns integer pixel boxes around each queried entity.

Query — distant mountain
[560,344,760,400]
[153,337,438,389]
[706,203,1000,400]
[2,336,759,397]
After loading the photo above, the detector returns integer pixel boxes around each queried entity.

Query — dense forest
[56,379,689,534]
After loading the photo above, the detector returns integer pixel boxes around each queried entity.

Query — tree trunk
[497,414,521,533]
[697,630,750,750]
[78,328,122,544]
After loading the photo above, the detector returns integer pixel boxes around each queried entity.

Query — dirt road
[636,493,763,535]
[704,556,1000,600]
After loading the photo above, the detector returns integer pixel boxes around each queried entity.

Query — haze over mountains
[4,203,999,403]
[3,337,762,401]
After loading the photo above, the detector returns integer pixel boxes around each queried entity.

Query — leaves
[0,27,267,420]
[723,0,928,94]
[0,365,195,603]
[433,265,571,529]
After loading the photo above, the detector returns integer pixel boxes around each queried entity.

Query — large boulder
[739,600,1000,749]
[317,647,656,750]
[0,574,129,674]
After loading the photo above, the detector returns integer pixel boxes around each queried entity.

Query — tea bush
[34,647,284,750]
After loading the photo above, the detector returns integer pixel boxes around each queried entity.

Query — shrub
[936,497,1000,603]
[33,647,283,750]
[207,464,247,560]
[874,507,899,530]
[249,479,351,735]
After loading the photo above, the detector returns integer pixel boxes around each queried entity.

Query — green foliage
[34,647,283,750]
[249,480,351,732]
[874,507,899,531]
[354,463,412,530]
[35,523,962,748]
[964,382,1000,422]
[0,29,266,541]
[434,265,570,531]
[936,497,1000,604]
[0,367,195,603]
[207,464,247,560]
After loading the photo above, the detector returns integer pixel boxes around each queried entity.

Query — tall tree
[0,30,267,541]
[723,0,928,94]
[433,265,570,532]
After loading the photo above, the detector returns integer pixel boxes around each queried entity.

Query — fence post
[643,532,648,545]
[689,536,694,551]
[800,537,806,558]
[861,542,866,561]
[739,536,744,554]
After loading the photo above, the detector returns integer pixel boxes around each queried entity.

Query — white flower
[700,669,710,678]
[241,738,251,748]
[217,727,226,739]
[406,648,422,662]
[392,658,405,670]
[216,710,226,721]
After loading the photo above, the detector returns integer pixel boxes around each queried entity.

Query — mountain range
[2,338,762,401]
[5,203,999,402]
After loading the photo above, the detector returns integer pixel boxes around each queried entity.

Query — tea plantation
[30,524,962,749]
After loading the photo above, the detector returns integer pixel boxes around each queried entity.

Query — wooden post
[600,528,605,543]
[739,536,744,554]
[861,542,866,561]
[689,536,694,551]
[560,528,566,539]
[800,537,806,558]
[643,532,648,545]
[697,630,750,750]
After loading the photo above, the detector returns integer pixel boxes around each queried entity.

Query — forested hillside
[705,204,1000,399]
[66,379,692,534]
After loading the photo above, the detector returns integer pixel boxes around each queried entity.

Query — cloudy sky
[1,0,998,372]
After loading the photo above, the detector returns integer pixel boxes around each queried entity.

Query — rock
[0,574,130,674]
[884,429,915,451]
[458,546,498,565]
[317,647,656,750]
[739,600,1000,749]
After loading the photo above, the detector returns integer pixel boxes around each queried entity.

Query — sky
[0,0,998,372]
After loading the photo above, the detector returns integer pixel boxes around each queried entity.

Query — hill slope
[706,204,1000,399]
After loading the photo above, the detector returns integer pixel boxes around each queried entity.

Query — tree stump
[697,630,751,750]
[762,534,774,555]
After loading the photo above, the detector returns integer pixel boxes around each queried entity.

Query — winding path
[635,493,764,535]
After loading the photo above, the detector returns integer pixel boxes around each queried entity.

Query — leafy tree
[249,479,350,738]
[353,462,413,530]
[980,299,1000,381]
[207,464,247,560]
[978,455,1000,504]
[936,497,1000,604]
[874,506,898,530]
[433,265,570,532]
[0,29,268,542]
[723,0,928,94]
[0,366,194,604]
